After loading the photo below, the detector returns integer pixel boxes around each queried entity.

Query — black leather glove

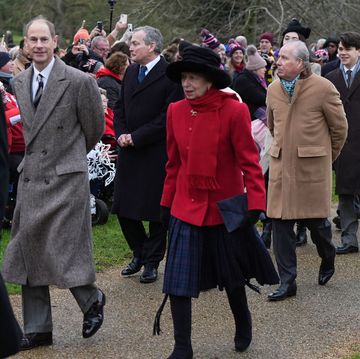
[245,210,262,227]
[160,206,171,230]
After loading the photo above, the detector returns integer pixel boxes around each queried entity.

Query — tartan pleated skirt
[163,216,279,298]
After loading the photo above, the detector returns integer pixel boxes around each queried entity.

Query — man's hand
[72,44,89,56]
[117,134,134,147]
[90,26,106,39]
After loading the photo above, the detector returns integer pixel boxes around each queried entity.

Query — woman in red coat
[158,45,279,358]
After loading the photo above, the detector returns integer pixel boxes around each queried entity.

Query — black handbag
[216,193,248,233]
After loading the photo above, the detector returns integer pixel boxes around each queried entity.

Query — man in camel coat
[266,41,348,301]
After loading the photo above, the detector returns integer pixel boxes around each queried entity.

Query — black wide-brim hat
[282,18,311,39]
[166,45,231,89]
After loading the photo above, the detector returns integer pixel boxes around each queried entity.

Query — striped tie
[33,74,44,108]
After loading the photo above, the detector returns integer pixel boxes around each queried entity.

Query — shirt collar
[142,55,161,74]
[33,56,55,81]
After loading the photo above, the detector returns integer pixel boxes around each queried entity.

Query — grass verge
[0,214,131,295]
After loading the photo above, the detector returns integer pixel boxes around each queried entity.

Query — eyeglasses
[95,46,110,54]
[28,37,51,45]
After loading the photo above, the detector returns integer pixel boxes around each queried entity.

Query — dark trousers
[0,273,21,358]
[272,218,335,285]
[117,216,166,267]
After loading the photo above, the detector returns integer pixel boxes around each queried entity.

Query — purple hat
[227,39,245,57]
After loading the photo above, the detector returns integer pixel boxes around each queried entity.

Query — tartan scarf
[186,87,235,190]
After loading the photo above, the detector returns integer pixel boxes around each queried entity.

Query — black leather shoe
[296,223,307,247]
[20,332,53,351]
[139,266,158,283]
[336,244,359,255]
[318,257,335,285]
[268,283,297,301]
[83,289,106,338]
[121,257,142,276]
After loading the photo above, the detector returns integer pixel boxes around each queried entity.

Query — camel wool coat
[2,58,104,288]
[266,73,347,219]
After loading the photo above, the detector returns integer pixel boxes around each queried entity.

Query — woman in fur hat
[155,45,279,358]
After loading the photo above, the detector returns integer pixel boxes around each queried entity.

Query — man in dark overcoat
[327,32,360,254]
[0,96,22,358]
[112,26,182,283]
[1,17,106,350]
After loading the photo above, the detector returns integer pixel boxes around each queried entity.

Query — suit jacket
[161,95,266,226]
[327,67,360,194]
[266,74,347,219]
[112,57,183,221]
[2,57,104,288]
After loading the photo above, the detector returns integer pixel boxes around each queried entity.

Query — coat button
[191,198,195,202]
[186,146,189,150]
[24,177,30,182]
[189,127,192,131]
[42,150,47,155]
[44,178,50,185]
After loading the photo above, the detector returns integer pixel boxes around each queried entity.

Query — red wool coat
[161,95,266,227]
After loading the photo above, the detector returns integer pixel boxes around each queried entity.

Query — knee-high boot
[226,286,252,352]
[168,295,193,359]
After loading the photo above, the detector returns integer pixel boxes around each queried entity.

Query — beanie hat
[245,45,267,71]
[73,28,90,44]
[260,32,274,45]
[227,39,245,57]
[0,52,11,69]
[282,18,311,39]
[323,36,339,49]
[200,29,221,50]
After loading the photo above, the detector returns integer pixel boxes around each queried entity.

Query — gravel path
[9,223,360,359]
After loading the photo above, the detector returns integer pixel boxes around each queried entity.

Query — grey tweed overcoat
[2,58,104,288]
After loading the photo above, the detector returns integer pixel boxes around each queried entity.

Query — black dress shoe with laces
[140,266,158,283]
[121,257,142,276]
[20,332,53,351]
[83,289,106,338]
[336,244,359,255]
[268,283,297,302]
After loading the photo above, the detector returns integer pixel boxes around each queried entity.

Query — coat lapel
[347,70,360,99]
[13,68,34,128]
[27,58,70,147]
[132,58,166,96]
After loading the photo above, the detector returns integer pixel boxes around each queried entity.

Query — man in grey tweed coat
[1,17,106,350]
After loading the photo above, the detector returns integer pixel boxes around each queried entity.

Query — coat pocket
[297,146,327,157]
[296,146,328,182]
[56,162,88,176]
[269,144,282,181]
[269,144,281,158]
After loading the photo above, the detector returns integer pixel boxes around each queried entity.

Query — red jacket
[3,93,25,153]
[161,96,266,227]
